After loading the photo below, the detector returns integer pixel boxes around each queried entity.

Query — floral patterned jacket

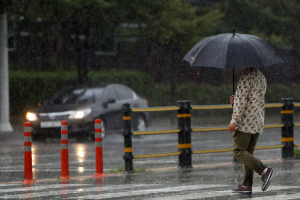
[230,68,267,134]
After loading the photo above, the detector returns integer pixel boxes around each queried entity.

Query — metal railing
[122,98,298,173]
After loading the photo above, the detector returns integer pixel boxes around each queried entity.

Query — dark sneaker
[261,168,275,191]
[232,185,252,194]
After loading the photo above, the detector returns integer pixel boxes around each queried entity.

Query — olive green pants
[232,130,266,187]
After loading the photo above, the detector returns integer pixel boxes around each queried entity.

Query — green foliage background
[4,0,300,123]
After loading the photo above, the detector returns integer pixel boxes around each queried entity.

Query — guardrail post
[123,103,134,174]
[177,100,193,169]
[281,98,294,160]
[93,119,106,178]
[60,121,70,180]
[22,122,35,184]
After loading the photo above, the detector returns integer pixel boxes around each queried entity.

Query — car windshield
[50,88,104,105]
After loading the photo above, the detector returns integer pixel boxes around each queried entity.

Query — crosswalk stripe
[0,183,300,199]
[144,190,232,200]
[144,185,300,200]
[0,184,89,193]
[0,184,20,187]
[242,193,300,200]
[134,159,176,164]
[0,184,158,199]
[68,184,228,199]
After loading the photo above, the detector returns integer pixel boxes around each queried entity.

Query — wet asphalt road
[0,120,300,199]
[0,123,291,181]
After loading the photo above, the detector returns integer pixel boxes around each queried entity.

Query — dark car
[25,84,148,141]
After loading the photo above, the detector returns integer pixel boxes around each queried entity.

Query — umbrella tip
[233,27,235,34]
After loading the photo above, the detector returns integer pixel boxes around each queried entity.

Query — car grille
[39,111,74,121]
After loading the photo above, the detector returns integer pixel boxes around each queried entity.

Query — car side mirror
[108,98,116,104]
[102,98,116,108]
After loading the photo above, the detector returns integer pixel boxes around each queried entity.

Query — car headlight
[26,112,38,121]
[68,108,92,119]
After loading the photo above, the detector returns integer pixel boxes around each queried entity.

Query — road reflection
[31,147,36,169]
[77,146,85,162]
[30,141,92,174]
[75,144,87,173]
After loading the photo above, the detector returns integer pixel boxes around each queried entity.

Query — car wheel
[136,116,146,132]
[75,133,89,142]
[90,119,106,141]
[32,134,46,142]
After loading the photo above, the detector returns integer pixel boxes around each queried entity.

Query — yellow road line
[193,148,232,154]
[193,127,228,132]
[264,124,284,128]
[193,145,284,154]
[294,103,300,107]
[255,145,284,149]
[193,124,283,132]
[264,104,283,108]
[192,105,232,110]
[133,129,180,135]
[192,103,284,110]
[131,103,289,113]
[132,107,179,112]
[295,124,300,127]
[134,152,180,159]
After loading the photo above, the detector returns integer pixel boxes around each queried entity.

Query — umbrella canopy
[183,32,285,69]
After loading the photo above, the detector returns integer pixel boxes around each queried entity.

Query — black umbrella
[183,29,285,94]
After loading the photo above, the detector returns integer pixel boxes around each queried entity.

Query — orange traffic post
[93,119,106,178]
[60,121,70,180]
[22,122,36,184]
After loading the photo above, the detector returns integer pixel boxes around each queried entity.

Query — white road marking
[144,185,300,200]
[0,184,159,199]
[0,184,88,193]
[134,159,177,164]
[238,192,300,200]
[0,183,300,200]
[145,190,233,200]
[69,184,228,199]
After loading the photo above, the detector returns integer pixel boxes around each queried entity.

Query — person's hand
[229,123,238,133]
[230,95,235,104]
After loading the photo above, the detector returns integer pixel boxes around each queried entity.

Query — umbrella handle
[232,69,235,95]
[232,69,234,107]
[231,95,234,107]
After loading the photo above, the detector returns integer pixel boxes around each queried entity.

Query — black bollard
[281,98,294,160]
[177,100,193,169]
[123,103,134,174]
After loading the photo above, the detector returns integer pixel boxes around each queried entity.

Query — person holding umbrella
[183,29,284,194]
[229,67,274,194]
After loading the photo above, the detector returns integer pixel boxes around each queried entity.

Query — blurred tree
[191,0,300,84]
[114,0,201,104]
[63,0,120,83]
[5,0,300,85]
[34,0,120,84]
[218,0,300,83]
[265,0,300,83]
[4,0,120,84]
